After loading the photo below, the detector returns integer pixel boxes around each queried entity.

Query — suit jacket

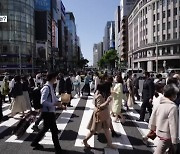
[148,96,178,144]
[142,78,155,101]
[59,77,65,94]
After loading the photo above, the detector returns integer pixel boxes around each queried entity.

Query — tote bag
[61,93,71,103]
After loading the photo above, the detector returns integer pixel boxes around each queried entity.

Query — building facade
[65,12,77,69]
[128,0,180,72]
[0,0,35,74]
[103,21,115,54]
[93,42,103,68]
[119,0,138,68]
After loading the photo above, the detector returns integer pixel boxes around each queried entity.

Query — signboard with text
[35,0,51,11]
[0,16,7,22]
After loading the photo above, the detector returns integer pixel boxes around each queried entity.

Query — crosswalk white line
[39,98,80,145]
[0,118,19,134]
[111,119,133,150]
[2,103,10,109]
[127,102,159,149]
[75,97,94,147]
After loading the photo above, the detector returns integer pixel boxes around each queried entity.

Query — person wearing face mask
[149,84,179,154]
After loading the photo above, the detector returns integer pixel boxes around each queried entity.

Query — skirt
[10,95,28,114]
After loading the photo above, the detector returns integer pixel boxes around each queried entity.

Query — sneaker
[31,143,44,149]
[32,125,40,132]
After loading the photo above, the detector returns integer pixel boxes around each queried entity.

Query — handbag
[61,93,71,103]
[147,130,156,140]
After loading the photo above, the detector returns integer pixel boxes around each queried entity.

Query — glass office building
[0,0,35,73]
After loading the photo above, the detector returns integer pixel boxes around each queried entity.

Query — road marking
[39,98,80,145]
[111,119,133,150]
[126,101,158,150]
[74,97,94,147]
[0,118,19,134]
[2,103,10,109]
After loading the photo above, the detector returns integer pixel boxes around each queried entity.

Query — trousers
[32,112,61,152]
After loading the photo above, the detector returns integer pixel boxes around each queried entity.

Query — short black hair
[145,71,150,77]
[46,72,58,81]
[164,84,179,98]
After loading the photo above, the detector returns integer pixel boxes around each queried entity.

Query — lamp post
[156,43,158,73]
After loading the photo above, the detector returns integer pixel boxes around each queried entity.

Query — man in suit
[137,71,155,122]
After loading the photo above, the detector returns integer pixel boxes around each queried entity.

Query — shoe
[136,119,144,122]
[67,104,73,107]
[31,143,44,149]
[111,130,121,137]
[32,125,40,132]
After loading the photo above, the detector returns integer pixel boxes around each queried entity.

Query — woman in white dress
[22,76,32,111]
[111,75,125,123]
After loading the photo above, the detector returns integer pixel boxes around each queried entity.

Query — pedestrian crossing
[0,95,155,154]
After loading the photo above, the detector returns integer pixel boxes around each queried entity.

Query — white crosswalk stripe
[0,97,156,153]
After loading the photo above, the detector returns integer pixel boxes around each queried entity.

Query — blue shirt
[41,82,59,112]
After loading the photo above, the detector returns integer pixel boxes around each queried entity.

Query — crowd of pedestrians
[0,70,179,154]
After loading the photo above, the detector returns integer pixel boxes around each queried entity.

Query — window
[145,7,147,14]
[153,3,155,10]
[167,10,171,17]
[157,1,159,9]
[146,29,148,35]
[174,8,177,16]
[157,24,160,31]
[162,23,165,30]
[146,18,148,24]
[167,22,171,29]
[163,34,166,40]
[157,36,160,41]
[153,14,156,21]
[167,34,171,40]
[163,11,166,18]
[173,20,177,28]
[157,13,160,20]
[153,25,155,32]
[173,32,177,39]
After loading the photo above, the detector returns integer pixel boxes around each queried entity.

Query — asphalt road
[0,91,159,154]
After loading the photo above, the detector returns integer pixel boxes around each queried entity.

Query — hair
[167,77,178,86]
[14,75,21,82]
[154,83,164,97]
[145,71,150,77]
[163,84,179,98]
[156,74,162,79]
[117,75,123,84]
[96,83,109,99]
[77,71,80,76]
[46,72,58,81]
[95,72,99,77]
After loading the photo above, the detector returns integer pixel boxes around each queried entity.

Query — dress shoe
[31,143,44,149]
[111,130,121,137]
[136,119,144,122]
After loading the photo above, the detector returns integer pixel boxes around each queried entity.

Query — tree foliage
[78,58,89,68]
[98,49,118,68]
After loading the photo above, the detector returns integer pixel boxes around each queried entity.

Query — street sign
[0,16,7,22]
